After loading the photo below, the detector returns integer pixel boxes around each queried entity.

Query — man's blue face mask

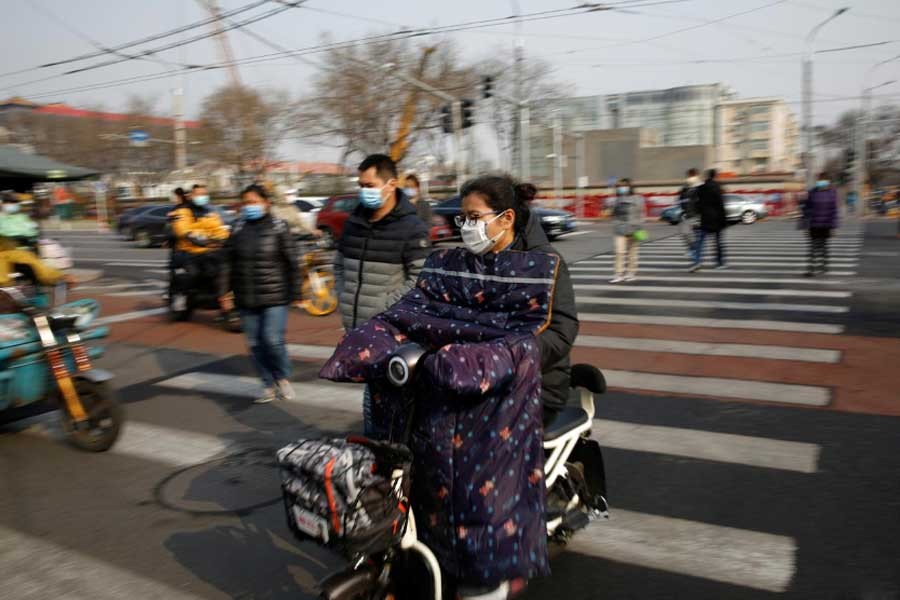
[359,186,385,209]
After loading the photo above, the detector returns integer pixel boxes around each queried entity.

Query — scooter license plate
[291,505,330,543]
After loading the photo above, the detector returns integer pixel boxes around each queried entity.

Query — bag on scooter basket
[278,436,412,558]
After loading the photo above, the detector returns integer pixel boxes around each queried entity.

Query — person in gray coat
[610,178,645,283]
[334,154,430,437]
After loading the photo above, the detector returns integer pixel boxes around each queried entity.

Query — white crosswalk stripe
[574,283,851,298]
[1,525,206,600]
[570,266,857,276]
[577,334,841,363]
[578,312,844,334]
[569,511,796,593]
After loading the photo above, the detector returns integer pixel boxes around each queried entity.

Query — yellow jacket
[169,206,229,254]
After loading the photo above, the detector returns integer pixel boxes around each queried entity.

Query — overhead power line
[61,1,303,76]
[7,0,690,98]
[40,0,274,69]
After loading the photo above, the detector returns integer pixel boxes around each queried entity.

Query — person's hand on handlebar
[185,232,209,247]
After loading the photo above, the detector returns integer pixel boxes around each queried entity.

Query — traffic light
[440,104,453,134]
[482,76,494,99]
[462,99,475,129]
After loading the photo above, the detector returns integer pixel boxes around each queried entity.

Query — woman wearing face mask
[221,185,302,404]
[610,178,645,283]
[458,174,579,427]
[802,172,839,277]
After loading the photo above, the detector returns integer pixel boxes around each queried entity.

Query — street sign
[128,129,150,147]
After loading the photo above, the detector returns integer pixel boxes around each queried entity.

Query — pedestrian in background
[334,154,430,436]
[677,168,702,257]
[403,173,433,226]
[222,184,302,404]
[610,178,645,283]
[802,172,839,277]
[690,169,727,272]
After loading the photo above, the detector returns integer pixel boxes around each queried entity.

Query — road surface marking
[73,258,166,266]
[0,525,207,600]
[593,420,820,473]
[574,284,851,299]
[577,335,841,363]
[580,258,858,265]
[638,249,860,257]
[578,312,844,334]
[286,343,339,359]
[576,296,849,314]
[569,267,857,276]
[570,273,844,285]
[570,510,796,592]
[602,368,830,406]
[95,307,168,325]
[154,371,825,465]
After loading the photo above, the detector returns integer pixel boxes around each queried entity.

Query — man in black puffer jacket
[222,185,302,404]
[335,154,430,437]
[335,154,431,330]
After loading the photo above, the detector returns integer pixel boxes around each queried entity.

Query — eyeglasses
[453,211,501,228]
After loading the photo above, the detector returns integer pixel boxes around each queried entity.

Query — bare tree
[196,84,297,178]
[296,36,475,169]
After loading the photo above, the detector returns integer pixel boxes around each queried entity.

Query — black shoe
[804,270,815,278]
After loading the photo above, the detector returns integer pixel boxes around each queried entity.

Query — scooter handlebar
[386,343,428,388]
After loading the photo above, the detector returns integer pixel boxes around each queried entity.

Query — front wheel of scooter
[61,381,123,452]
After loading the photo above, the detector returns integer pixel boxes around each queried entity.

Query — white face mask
[2,203,20,214]
[460,213,505,255]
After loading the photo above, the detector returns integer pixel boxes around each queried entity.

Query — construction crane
[195,0,243,87]
[389,46,436,164]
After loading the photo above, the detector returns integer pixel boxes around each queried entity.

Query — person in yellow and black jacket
[168,185,231,315]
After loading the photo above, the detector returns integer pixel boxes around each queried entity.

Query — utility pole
[451,99,465,191]
[174,86,187,171]
[512,0,524,178]
[802,7,848,189]
[575,132,585,219]
[855,54,900,216]
[553,112,563,201]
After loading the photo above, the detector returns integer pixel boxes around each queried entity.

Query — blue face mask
[616,186,630,196]
[359,186,385,209]
[242,205,265,221]
[2,203,20,214]
[193,195,210,207]
[815,180,829,190]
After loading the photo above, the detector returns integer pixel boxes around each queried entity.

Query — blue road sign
[128,130,150,144]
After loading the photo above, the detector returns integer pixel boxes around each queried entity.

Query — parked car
[433,196,578,240]
[130,204,235,248]
[659,194,768,226]
[117,205,158,240]
[316,194,454,248]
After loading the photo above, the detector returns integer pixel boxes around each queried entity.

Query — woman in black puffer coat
[222,184,302,404]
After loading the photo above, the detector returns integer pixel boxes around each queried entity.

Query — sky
[2,0,900,164]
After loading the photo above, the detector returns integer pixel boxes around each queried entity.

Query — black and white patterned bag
[278,436,412,557]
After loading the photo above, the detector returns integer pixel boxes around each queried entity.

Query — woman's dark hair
[460,174,532,234]
[173,187,187,202]
[241,183,269,201]
[405,173,420,187]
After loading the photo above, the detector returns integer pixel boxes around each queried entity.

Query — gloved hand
[186,233,209,247]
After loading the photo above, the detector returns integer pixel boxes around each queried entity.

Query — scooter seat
[544,407,590,442]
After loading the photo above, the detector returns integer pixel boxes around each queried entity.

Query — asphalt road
[2,218,899,600]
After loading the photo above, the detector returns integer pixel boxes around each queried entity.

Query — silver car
[724,194,768,225]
